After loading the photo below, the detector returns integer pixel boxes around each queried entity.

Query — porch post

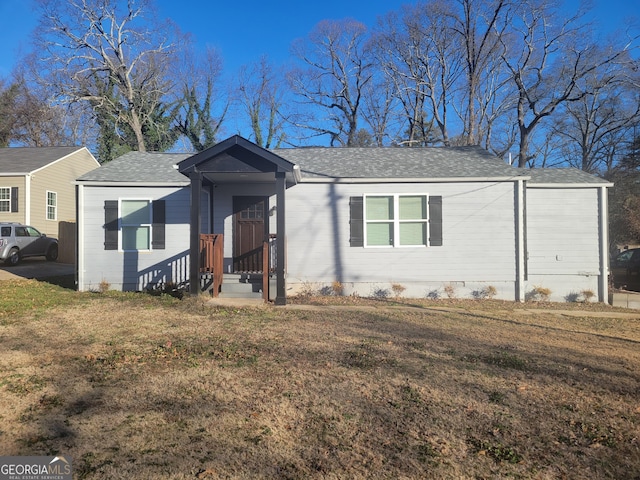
[189,168,202,296]
[275,171,286,305]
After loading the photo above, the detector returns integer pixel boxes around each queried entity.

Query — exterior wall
[525,186,603,302]
[284,181,518,300]
[78,185,208,292]
[0,176,26,225]
[30,148,100,237]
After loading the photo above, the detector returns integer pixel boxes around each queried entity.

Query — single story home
[0,146,100,237]
[75,135,611,304]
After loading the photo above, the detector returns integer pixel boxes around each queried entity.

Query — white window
[46,191,57,220]
[364,194,429,247]
[120,199,151,251]
[0,187,10,212]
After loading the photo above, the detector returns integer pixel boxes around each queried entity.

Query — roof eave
[527,182,613,188]
[299,175,531,183]
[74,180,191,187]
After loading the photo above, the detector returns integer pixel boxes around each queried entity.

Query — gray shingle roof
[524,167,610,185]
[77,151,191,183]
[273,145,523,179]
[76,145,609,186]
[0,146,84,174]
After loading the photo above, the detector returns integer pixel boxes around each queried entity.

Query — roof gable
[178,135,295,175]
[0,146,87,175]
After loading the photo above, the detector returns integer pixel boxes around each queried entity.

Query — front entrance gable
[178,135,295,304]
[177,135,297,179]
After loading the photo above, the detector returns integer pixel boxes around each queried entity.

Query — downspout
[76,184,83,291]
[515,178,525,302]
[599,186,609,303]
[25,173,31,224]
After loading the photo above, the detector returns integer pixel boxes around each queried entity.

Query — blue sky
[0,0,637,79]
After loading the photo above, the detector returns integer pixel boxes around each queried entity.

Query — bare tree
[0,79,18,147]
[373,2,462,146]
[1,73,91,147]
[449,0,509,146]
[31,0,181,154]
[553,65,640,173]
[237,56,287,149]
[360,75,399,146]
[499,0,635,167]
[288,19,375,146]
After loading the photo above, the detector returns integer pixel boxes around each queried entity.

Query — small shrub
[472,285,498,300]
[581,289,595,302]
[98,279,111,293]
[147,282,184,299]
[443,283,456,299]
[331,281,344,296]
[391,283,406,299]
[298,282,318,297]
[527,285,551,302]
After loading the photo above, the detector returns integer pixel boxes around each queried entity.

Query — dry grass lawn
[0,280,639,479]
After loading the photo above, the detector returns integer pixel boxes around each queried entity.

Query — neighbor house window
[121,199,151,251]
[349,195,442,248]
[46,191,57,220]
[0,187,9,212]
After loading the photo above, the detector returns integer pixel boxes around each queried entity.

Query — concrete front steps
[218,273,264,299]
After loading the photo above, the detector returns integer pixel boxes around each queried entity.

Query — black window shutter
[152,200,165,250]
[429,196,443,246]
[349,196,364,247]
[10,187,18,212]
[104,200,118,250]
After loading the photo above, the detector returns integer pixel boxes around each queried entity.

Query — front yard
[0,280,639,479]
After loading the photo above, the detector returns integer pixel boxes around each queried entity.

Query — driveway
[0,258,74,281]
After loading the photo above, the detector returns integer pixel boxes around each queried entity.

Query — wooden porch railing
[200,234,223,297]
[200,233,276,301]
[262,234,278,301]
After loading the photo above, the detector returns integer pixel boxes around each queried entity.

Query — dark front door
[233,196,268,273]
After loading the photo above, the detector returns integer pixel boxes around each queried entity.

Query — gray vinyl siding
[526,187,600,276]
[78,185,208,291]
[524,186,602,300]
[284,181,517,293]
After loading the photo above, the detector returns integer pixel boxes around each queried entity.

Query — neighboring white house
[75,135,611,304]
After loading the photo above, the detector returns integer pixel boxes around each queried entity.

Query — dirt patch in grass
[0,286,639,478]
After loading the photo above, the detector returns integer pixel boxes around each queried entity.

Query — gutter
[300,175,531,184]
[528,182,613,188]
[73,181,191,187]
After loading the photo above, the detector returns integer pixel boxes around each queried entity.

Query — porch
[199,233,277,302]
[180,135,299,305]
